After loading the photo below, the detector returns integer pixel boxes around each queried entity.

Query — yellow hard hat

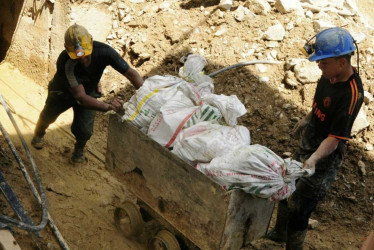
[64,24,93,59]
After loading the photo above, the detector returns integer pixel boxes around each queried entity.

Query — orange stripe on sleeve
[352,79,358,115]
[348,80,357,115]
[328,134,350,141]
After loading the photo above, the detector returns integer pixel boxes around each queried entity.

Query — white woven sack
[196,144,313,201]
[172,121,251,164]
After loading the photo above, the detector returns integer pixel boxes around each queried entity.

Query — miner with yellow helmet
[64,24,93,59]
[31,24,144,163]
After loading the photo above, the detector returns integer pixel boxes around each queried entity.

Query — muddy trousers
[272,144,346,250]
[34,91,96,146]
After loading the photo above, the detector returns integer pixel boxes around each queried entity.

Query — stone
[266,41,278,48]
[160,2,171,11]
[358,160,366,176]
[275,0,302,14]
[245,0,271,15]
[351,108,369,135]
[234,6,254,22]
[282,103,291,109]
[256,64,268,73]
[344,0,359,14]
[285,58,303,71]
[285,71,299,88]
[305,10,313,18]
[291,117,300,122]
[123,14,132,23]
[294,60,321,84]
[219,0,233,10]
[365,143,373,151]
[119,10,126,20]
[301,3,322,13]
[214,28,227,36]
[112,20,119,29]
[313,20,335,32]
[117,3,127,9]
[263,23,285,41]
[283,152,292,157]
[351,32,366,44]
[286,21,294,31]
[308,219,319,229]
[300,0,328,7]
[139,53,151,60]
[337,9,355,17]
[364,91,374,105]
[270,49,278,59]
[259,76,270,83]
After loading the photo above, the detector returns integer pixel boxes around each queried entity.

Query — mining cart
[105,115,274,250]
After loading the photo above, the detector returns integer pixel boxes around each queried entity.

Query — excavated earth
[0,0,374,249]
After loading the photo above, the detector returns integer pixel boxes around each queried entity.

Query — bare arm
[124,68,144,89]
[303,136,340,171]
[69,84,122,112]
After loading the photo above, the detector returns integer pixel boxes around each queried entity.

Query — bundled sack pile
[122,55,314,201]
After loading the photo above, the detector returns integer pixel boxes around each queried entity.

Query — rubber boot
[71,140,87,163]
[286,228,307,250]
[265,201,289,242]
[31,135,44,150]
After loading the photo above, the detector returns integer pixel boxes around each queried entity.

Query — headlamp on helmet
[300,27,356,61]
[74,44,85,57]
[64,24,93,59]
[300,27,360,74]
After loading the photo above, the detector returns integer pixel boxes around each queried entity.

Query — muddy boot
[31,136,44,150]
[286,228,307,250]
[71,141,87,163]
[265,201,289,242]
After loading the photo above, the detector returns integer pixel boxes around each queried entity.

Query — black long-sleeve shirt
[49,41,129,95]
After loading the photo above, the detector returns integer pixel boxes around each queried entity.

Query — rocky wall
[5,0,68,87]
[0,0,24,61]
[4,0,112,88]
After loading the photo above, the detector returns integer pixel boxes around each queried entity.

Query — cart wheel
[114,201,144,237]
[148,230,181,250]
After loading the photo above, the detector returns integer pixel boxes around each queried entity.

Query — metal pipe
[0,93,70,249]
[208,60,282,78]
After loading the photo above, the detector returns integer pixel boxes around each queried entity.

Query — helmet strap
[353,40,360,75]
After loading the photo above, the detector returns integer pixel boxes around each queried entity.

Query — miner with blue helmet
[266,27,364,249]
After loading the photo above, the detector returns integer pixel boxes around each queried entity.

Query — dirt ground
[1,0,374,249]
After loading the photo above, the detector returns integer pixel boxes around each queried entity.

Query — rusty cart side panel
[106,115,274,249]
[106,116,230,249]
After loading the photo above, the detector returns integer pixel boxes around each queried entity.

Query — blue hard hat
[309,27,356,62]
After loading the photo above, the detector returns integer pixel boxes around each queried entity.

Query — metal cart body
[105,116,274,249]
